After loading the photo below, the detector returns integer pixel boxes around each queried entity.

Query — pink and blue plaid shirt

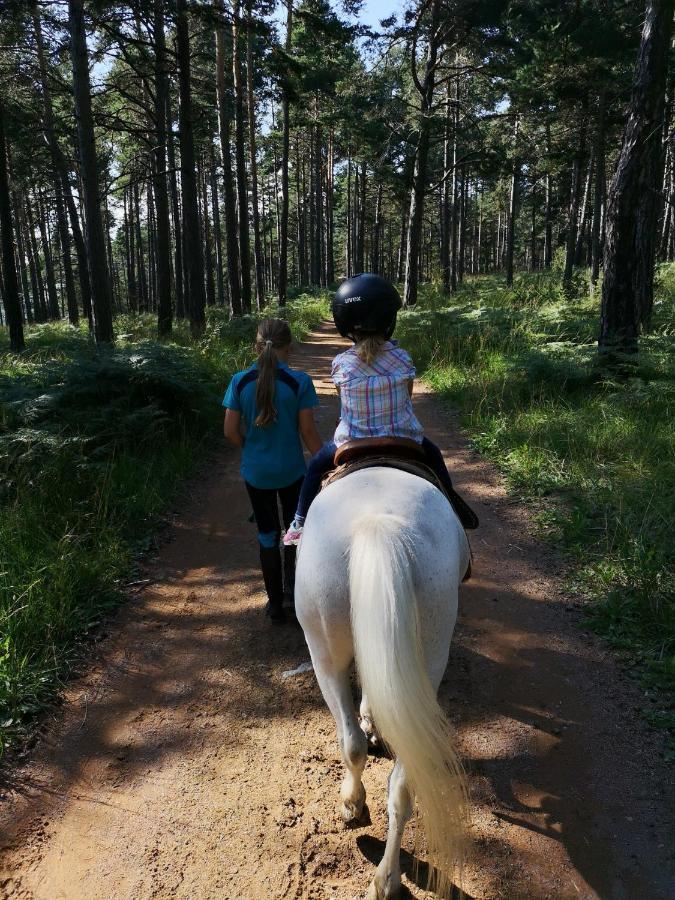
[331,341,424,447]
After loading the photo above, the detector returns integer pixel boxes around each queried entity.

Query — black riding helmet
[332,273,402,341]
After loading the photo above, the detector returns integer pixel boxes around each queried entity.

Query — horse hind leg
[367,760,413,900]
[307,649,368,823]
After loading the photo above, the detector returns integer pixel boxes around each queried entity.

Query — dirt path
[0,323,672,900]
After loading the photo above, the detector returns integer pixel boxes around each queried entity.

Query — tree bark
[506,118,520,287]
[591,92,606,288]
[403,0,441,306]
[166,92,184,319]
[245,0,264,308]
[153,0,172,336]
[599,0,674,354]
[176,0,206,334]
[13,195,33,323]
[54,176,79,323]
[68,0,113,342]
[215,1,242,316]
[563,100,589,295]
[0,97,25,352]
[232,0,251,312]
[35,190,59,319]
[278,0,292,305]
[210,142,226,307]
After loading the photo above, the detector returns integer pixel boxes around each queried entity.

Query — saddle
[321,437,477,580]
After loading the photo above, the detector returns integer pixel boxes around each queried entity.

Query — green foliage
[398,267,674,713]
[0,297,327,751]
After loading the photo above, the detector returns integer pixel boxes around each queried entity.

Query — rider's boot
[259,545,286,624]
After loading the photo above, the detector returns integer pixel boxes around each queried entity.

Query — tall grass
[397,266,674,718]
[0,297,328,750]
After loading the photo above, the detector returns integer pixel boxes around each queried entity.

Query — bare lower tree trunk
[506,118,520,287]
[0,97,24,351]
[345,150,352,277]
[166,93,184,319]
[575,154,594,266]
[326,129,335,284]
[36,190,59,319]
[441,79,452,294]
[245,0,264,308]
[591,92,606,289]
[563,100,589,295]
[215,1,242,316]
[13,195,33,323]
[68,0,113,342]
[599,0,673,354]
[176,0,206,334]
[372,182,383,274]
[153,0,172,336]
[403,0,441,307]
[210,143,226,307]
[232,0,251,311]
[544,124,553,268]
[278,0,292,305]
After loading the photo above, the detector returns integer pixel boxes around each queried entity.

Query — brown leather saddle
[321,437,477,580]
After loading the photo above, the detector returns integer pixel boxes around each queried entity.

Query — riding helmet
[332,273,402,341]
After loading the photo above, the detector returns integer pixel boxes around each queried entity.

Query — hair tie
[265,340,273,348]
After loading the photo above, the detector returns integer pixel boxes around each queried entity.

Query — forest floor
[0,323,672,900]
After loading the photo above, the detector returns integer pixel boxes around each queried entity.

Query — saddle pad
[321,456,479,532]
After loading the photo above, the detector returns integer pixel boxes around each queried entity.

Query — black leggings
[245,477,303,548]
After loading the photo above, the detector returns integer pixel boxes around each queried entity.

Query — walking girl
[223,318,322,623]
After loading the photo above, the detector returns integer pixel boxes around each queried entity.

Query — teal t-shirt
[223,362,318,489]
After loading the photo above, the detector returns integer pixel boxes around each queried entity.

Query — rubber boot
[259,545,286,624]
[283,545,296,610]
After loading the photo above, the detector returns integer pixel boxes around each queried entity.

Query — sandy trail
[0,323,672,900]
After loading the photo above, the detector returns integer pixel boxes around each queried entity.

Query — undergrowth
[397,265,674,732]
[0,296,327,751]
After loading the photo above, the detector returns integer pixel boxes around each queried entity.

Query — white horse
[295,466,470,898]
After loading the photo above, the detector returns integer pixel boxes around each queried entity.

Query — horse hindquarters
[349,513,467,898]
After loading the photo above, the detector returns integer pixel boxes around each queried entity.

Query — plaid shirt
[331,341,424,447]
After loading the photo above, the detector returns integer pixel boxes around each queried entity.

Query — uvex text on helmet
[332,273,402,340]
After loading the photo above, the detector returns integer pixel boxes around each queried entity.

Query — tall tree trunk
[458,168,467,284]
[245,0,264,307]
[215,2,242,316]
[68,0,113,342]
[326,129,335,283]
[0,97,25,352]
[575,153,594,265]
[13,195,33,323]
[36,190,59,319]
[153,0,172,336]
[372,182,383,274]
[166,93,184,320]
[563,100,589,295]
[297,137,307,285]
[403,0,442,306]
[133,181,147,311]
[176,0,206,334]
[200,157,216,307]
[591,92,606,288]
[210,142,226,307]
[25,194,47,322]
[530,171,537,271]
[544,121,553,267]
[357,161,366,273]
[278,0,292,305]
[345,150,352,277]
[506,118,519,287]
[599,0,673,354]
[54,176,78,323]
[441,79,452,294]
[124,187,137,313]
[232,0,251,311]
[34,5,80,326]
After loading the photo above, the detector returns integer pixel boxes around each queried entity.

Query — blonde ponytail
[254,318,292,427]
[355,334,385,366]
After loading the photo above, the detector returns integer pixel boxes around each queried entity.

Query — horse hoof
[340,783,366,823]
[365,875,399,899]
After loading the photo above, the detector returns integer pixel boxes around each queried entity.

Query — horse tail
[349,513,467,897]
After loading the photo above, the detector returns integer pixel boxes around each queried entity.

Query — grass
[397,264,674,730]
[0,296,328,751]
